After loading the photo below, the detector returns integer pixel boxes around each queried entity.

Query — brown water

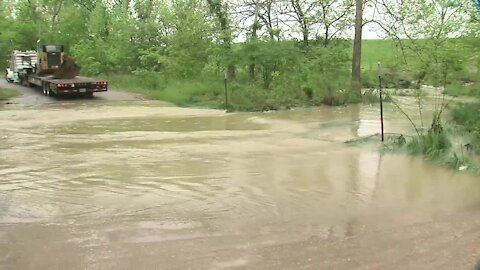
[1,99,479,269]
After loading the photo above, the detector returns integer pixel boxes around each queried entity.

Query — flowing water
[0,98,479,269]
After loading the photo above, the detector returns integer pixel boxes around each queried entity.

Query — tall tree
[317,0,354,46]
[287,0,316,49]
[248,1,260,79]
[374,0,472,84]
[351,0,363,94]
[207,0,235,78]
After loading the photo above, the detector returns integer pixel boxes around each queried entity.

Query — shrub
[407,130,451,159]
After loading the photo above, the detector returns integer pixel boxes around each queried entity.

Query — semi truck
[5,45,107,97]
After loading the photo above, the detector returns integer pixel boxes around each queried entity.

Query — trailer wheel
[85,92,93,98]
[47,85,55,97]
[42,83,48,95]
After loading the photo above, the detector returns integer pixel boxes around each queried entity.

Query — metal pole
[224,71,228,112]
[378,62,384,142]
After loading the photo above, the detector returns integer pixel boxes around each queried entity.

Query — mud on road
[0,81,480,269]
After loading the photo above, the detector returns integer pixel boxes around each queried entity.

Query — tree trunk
[227,64,235,79]
[302,28,309,49]
[324,26,329,46]
[351,0,363,95]
[249,3,260,80]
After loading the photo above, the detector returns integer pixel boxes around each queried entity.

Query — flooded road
[0,88,480,269]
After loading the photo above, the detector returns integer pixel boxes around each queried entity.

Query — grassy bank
[0,88,20,100]
[385,96,480,172]
[349,128,477,173]
[346,92,480,173]
[103,73,379,111]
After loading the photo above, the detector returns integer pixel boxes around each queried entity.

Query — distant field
[362,38,477,70]
[361,39,405,70]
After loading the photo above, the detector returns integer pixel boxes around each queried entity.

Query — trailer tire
[85,92,93,98]
[42,83,49,96]
[47,85,55,97]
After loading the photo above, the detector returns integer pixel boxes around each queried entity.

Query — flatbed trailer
[7,49,108,97]
[26,74,108,97]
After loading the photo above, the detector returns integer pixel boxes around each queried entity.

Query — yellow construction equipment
[37,44,81,79]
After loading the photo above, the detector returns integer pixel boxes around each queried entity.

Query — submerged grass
[377,130,478,172]
[347,94,480,173]
[406,131,451,158]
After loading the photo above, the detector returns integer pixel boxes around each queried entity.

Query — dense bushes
[95,34,361,111]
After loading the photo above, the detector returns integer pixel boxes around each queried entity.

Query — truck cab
[7,51,37,84]
[5,67,14,83]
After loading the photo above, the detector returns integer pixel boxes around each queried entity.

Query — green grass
[444,82,480,97]
[103,73,226,108]
[406,131,451,159]
[378,129,480,172]
[362,38,480,95]
[361,39,420,89]
[368,101,480,173]
[0,88,20,100]
[362,39,404,70]
[451,102,480,150]
[103,73,381,111]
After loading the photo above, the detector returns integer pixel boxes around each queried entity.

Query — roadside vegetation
[0,88,20,100]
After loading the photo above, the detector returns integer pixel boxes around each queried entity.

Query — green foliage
[407,130,451,158]
[451,102,480,149]
[162,1,214,78]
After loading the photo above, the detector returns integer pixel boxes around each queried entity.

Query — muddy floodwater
[1,93,480,269]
